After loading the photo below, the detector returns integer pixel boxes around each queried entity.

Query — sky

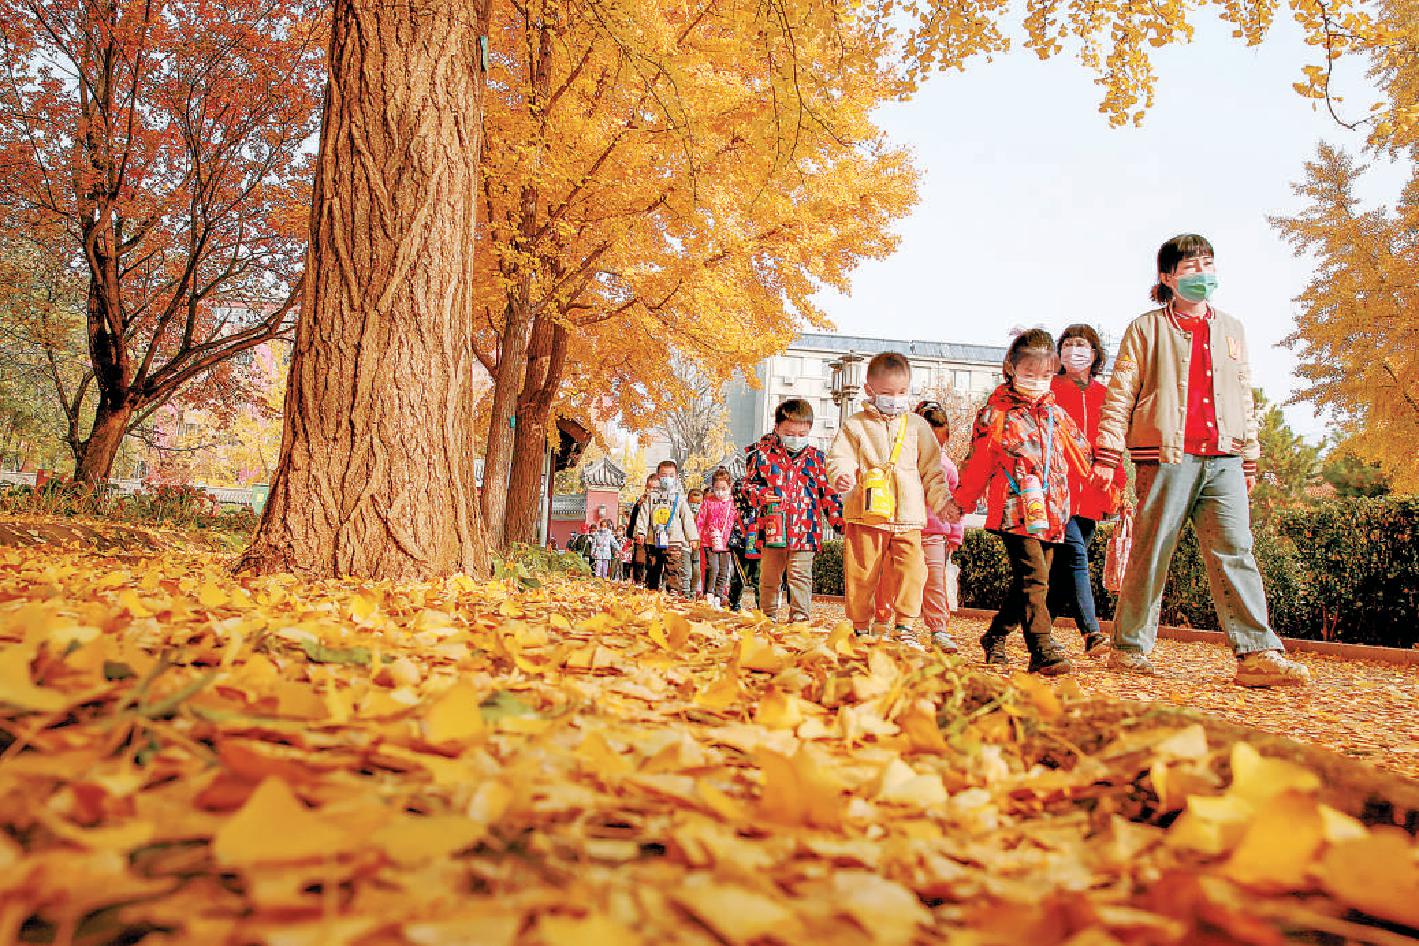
[813,14,1404,443]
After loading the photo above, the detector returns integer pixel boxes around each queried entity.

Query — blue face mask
[1175,272,1218,303]
[780,434,810,453]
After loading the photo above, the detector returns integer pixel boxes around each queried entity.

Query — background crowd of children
[576,234,1309,688]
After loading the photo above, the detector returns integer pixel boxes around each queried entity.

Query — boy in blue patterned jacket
[742,399,844,622]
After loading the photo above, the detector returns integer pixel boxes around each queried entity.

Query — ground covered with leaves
[815,604,1419,782]
[1,544,1417,946]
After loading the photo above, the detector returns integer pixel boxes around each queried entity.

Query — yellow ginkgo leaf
[754,690,804,730]
[0,646,67,712]
[1227,742,1319,806]
[213,777,355,866]
[694,666,743,711]
[1319,827,1419,928]
[536,913,642,946]
[670,876,804,946]
[372,813,486,866]
[1221,789,1324,890]
[757,745,845,829]
[423,680,486,745]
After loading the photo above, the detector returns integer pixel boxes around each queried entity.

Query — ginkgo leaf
[372,814,487,866]
[670,876,804,946]
[1227,742,1319,805]
[423,680,486,744]
[1221,789,1324,890]
[1318,827,1419,927]
[0,646,67,711]
[213,777,355,866]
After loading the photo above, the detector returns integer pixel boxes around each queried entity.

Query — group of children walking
[584,234,1311,687]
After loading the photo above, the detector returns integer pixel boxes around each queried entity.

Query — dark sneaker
[1108,649,1158,675]
[1027,641,1072,676]
[1082,632,1109,656]
[980,634,1009,666]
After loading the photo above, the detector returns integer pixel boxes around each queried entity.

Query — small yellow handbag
[859,416,910,525]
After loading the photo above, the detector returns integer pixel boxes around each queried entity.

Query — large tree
[474,0,915,547]
[1271,0,1419,492]
[0,0,323,481]
[237,0,491,579]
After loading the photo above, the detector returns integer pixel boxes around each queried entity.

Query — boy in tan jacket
[828,352,952,650]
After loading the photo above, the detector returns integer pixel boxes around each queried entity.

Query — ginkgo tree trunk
[238,0,490,580]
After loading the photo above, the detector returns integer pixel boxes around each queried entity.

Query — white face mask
[1013,376,1051,400]
[873,394,911,417]
[714,487,730,500]
[1061,348,1093,372]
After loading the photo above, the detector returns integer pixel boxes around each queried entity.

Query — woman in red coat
[1049,324,1128,654]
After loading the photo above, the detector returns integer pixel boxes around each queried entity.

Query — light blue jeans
[1113,455,1283,657]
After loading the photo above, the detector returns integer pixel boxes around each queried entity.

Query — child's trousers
[984,532,1056,656]
[845,524,926,629]
[704,549,732,597]
[759,548,814,621]
[594,559,610,578]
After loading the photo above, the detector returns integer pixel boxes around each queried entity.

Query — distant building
[723,332,1008,452]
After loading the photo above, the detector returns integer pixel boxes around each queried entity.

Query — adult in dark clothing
[625,474,656,587]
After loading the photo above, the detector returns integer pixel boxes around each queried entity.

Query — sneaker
[1108,649,1158,675]
[1235,650,1311,687]
[980,634,1010,666]
[894,626,926,652]
[931,630,959,654]
[853,626,878,640]
[1082,632,1109,656]
[1027,642,1071,676]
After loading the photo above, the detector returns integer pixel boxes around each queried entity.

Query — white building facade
[723,333,1009,453]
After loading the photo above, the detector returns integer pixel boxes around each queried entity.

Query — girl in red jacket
[948,329,1093,675]
[1049,324,1128,655]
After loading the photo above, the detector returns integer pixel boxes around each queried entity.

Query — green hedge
[811,497,1419,648]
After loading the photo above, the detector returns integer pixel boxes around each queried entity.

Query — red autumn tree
[0,0,324,481]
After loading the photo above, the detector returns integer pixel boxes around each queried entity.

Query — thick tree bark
[478,22,554,548]
[75,401,131,482]
[503,318,568,546]
[237,0,489,581]
[480,294,533,548]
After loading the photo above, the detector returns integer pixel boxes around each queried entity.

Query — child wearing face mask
[686,488,705,598]
[828,352,952,650]
[946,329,1093,675]
[743,398,844,622]
[696,468,739,608]
[634,459,699,596]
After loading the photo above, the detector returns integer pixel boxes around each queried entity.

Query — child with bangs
[947,330,1094,675]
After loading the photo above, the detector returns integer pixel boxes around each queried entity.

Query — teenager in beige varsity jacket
[827,352,951,649]
[1091,234,1309,687]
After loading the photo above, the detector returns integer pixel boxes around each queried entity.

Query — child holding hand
[949,329,1093,675]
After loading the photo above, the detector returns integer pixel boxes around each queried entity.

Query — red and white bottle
[1020,474,1049,534]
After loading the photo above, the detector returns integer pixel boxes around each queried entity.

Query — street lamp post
[828,351,864,428]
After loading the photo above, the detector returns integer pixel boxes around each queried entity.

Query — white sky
[814,15,1405,442]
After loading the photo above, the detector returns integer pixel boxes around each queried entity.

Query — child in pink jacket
[696,468,739,608]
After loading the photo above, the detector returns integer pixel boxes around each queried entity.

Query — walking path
[813,601,1419,781]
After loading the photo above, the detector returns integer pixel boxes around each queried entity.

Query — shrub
[501,543,592,581]
[1270,497,1419,647]
[812,540,844,597]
